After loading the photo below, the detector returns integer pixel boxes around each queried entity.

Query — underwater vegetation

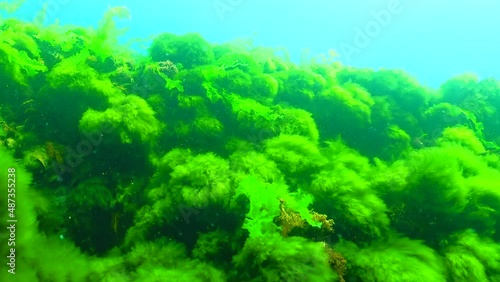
[2,5,500,282]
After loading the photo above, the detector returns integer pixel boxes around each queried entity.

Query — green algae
[1,5,500,282]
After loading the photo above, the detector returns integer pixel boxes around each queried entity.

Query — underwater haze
[4,0,500,87]
[1,0,500,281]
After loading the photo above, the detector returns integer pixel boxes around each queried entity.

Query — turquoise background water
[3,0,500,88]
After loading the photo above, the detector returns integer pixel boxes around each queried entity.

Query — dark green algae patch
[1,6,500,282]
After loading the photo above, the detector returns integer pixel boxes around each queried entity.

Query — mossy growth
[91,238,226,281]
[264,134,327,184]
[335,236,446,281]
[250,73,279,104]
[443,229,500,280]
[312,82,374,144]
[437,126,486,154]
[381,147,468,243]
[232,233,337,282]
[273,106,320,142]
[0,148,93,281]
[33,53,118,143]
[64,178,117,254]
[79,94,163,144]
[125,149,234,245]
[0,22,46,89]
[3,4,500,281]
[229,150,283,184]
[423,102,469,132]
[274,68,326,108]
[337,68,431,115]
[227,93,280,134]
[383,124,412,159]
[149,32,214,69]
[309,140,390,240]
[215,52,261,74]
[192,229,237,265]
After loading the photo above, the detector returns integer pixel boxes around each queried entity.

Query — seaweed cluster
[1,5,500,282]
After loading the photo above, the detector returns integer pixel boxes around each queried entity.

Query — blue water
[3,0,500,88]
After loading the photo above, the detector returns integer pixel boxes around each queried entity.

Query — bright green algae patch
[2,5,500,282]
